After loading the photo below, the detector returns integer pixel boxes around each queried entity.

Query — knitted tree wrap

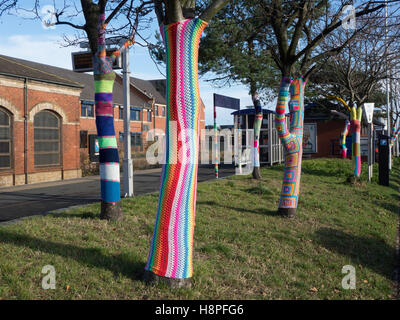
[145,18,208,279]
[390,127,400,148]
[253,99,262,168]
[93,14,120,204]
[341,120,350,159]
[350,106,362,178]
[275,78,305,210]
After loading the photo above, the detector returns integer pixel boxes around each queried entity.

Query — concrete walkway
[0,165,235,222]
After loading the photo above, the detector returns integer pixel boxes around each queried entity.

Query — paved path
[0,165,235,223]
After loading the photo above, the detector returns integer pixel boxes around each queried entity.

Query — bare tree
[253,0,390,218]
[0,0,16,15]
[389,77,400,150]
[310,7,400,180]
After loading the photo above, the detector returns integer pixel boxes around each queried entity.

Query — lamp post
[122,47,134,197]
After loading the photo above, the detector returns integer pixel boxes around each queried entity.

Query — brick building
[0,55,206,187]
[0,55,83,187]
[303,106,371,159]
[231,106,370,162]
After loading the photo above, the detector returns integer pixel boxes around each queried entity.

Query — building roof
[129,77,167,105]
[0,55,150,108]
[0,55,83,88]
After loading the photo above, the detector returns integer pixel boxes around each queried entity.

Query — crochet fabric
[350,106,362,177]
[390,126,400,148]
[145,18,208,279]
[275,78,305,210]
[93,14,120,204]
[341,120,350,159]
[253,98,263,168]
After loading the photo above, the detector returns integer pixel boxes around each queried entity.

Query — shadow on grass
[198,200,278,216]
[49,211,99,220]
[372,201,399,217]
[0,229,146,281]
[314,227,396,280]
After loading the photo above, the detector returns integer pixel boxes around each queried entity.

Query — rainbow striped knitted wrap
[145,18,208,279]
[275,78,305,210]
[93,14,120,205]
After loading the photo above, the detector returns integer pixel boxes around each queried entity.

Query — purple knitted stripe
[95,93,113,102]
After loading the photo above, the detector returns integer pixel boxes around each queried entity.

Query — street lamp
[122,42,134,197]
[385,0,392,170]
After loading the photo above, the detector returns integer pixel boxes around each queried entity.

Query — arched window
[0,108,11,169]
[34,110,61,166]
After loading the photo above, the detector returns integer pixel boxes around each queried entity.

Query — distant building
[230,103,383,162]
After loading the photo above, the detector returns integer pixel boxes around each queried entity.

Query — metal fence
[232,111,285,166]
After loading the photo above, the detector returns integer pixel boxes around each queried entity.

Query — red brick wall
[305,119,344,158]
[0,77,81,185]
[305,119,367,160]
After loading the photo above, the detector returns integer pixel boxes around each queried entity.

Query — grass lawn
[0,158,399,300]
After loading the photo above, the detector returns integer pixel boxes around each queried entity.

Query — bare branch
[199,0,229,22]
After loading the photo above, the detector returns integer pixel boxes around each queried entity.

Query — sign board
[303,123,317,153]
[363,103,374,124]
[72,50,122,72]
[89,134,99,163]
[213,93,240,110]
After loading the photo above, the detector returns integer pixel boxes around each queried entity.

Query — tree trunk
[341,120,350,159]
[93,13,123,221]
[275,77,305,218]
[252,95,262,179]
[145,18,208,281]
[350,106,362,178]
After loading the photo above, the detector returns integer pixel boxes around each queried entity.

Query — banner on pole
[213,93,240,110]
[363,103,375,124]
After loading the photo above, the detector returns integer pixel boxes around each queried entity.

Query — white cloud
[0,34,77,69]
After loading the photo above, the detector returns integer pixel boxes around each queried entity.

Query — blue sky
[0,3,259,125]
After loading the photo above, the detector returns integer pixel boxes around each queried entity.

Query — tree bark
[275,77,306,218]
[249,39,262,180]
[145,18,208,281]
[199,0,229,22]
[81,0,101,54]
[93,13,123,221]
